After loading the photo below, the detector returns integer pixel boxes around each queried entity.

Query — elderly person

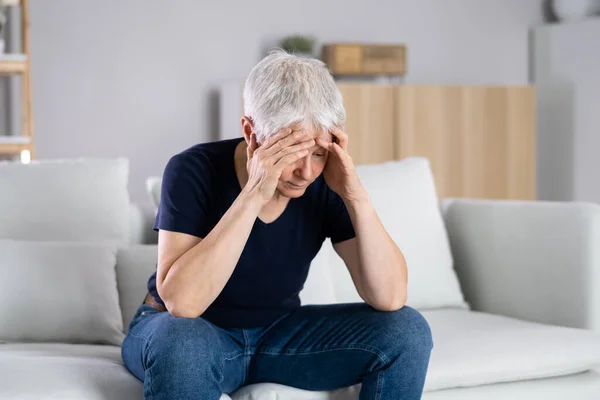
[122,51,433,400]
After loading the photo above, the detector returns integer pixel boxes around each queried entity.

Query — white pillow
[0,240,125,345]
[0,158,130,244]
[146,176,162,212]
[329,157,469,310]
[300,239,337,305]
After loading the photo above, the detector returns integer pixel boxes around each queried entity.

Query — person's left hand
[316,128,366,204]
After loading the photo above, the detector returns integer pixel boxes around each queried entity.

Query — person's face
[277,126,332,198]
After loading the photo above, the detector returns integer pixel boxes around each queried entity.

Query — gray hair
[243,50,346,142]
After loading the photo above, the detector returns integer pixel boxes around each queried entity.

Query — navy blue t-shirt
[147,138,355,328]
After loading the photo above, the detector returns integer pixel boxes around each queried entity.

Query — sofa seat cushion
[231,383,359,399]
[229,309,600,399]
[421,309,600,391]
[0,343,141,400]
[422,369,600,400]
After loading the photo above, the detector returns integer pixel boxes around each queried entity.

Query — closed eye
[313,153,327,158]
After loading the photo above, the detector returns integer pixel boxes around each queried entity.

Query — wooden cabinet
[337,83,395,165]
[395,86,536,200]
[339,84,535,200]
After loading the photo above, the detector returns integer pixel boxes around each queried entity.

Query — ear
[241,116,254,145]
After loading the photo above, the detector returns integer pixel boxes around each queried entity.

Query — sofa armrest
[129,203,159,245]
[441,198,600,331]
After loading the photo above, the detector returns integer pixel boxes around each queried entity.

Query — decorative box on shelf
[322,43,406,76]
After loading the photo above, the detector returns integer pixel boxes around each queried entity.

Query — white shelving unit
[532,18,600,203]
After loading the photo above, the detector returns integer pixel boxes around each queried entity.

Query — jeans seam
[218,352,244,388]
[130,330,155,400]
[242,329,251,384]
[224,352,245,362]
[146,356,156,400]
[257,344,389,364]
[375,371,383,400]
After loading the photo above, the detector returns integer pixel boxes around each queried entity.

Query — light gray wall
[533,19,600,204]
[25,0,542,204]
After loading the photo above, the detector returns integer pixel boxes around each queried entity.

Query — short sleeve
[324,189,356,244]
[153,153,213,238]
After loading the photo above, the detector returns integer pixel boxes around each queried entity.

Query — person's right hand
[243,128,315,206]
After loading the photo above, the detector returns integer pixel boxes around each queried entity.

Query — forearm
[346,195,408,311]
[159,191,262,318]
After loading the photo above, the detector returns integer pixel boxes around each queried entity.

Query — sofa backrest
[0,158,131,244]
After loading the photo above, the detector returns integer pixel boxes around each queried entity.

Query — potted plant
[279,35,315,58]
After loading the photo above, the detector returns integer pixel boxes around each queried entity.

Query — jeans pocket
[129,304,161,332]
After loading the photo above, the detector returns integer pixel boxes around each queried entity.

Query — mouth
[287,181,307,189]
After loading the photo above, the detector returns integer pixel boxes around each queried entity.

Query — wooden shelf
[0,136,32,144]
[0,144,31,155]
[0,54,28,74]
[0,136,32,154]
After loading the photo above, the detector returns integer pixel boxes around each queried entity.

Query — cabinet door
[395,85,535,200]
[337,83,395,165]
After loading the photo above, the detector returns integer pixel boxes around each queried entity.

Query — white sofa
[1,157,600,399]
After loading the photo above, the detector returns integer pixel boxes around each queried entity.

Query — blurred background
[0,0,598,207]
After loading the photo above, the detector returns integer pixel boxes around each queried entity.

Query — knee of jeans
[146,316,220,366]
[378,306,434,356]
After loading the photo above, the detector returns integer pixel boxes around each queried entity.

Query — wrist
[239,189,264,214]
[344,188,371,212]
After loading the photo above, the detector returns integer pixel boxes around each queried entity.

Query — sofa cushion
[329,158,467,310]
[0,343,143,400]
[0,240,124,345]
[231,382,359,399]
[230,372,600,400]
[116,245,159,331]
[0,158,130,244]
[421,308,600,391]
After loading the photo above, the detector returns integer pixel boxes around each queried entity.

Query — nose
[295,155,313,181]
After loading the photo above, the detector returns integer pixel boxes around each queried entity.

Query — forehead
[291,124,332,142]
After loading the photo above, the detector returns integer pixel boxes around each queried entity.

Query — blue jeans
[122,302,433,399]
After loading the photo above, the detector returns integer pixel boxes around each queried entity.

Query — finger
[263,129,308,156]
[330,128,349,150]
[267,139,315,165]
[315,137,335,152]
[316,138,346,161]
[274,148,309,170]
[262,128,294,151]
[330,142,346,158]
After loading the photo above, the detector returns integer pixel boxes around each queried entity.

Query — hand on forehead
[288,125,333,143]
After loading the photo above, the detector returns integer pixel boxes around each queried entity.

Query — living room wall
[11,0,543,204]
